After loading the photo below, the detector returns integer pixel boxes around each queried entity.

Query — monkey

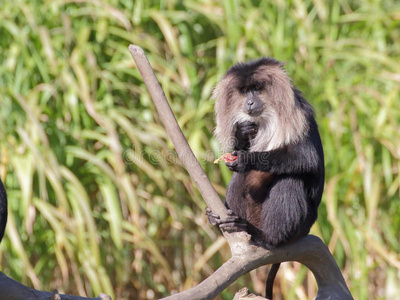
[207,58,325,299]
[0,178,7,243]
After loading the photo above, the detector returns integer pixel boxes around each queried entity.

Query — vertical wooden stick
[128,45,227,218]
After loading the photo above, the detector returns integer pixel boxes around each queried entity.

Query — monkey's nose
[244,98,263,116]
[245,100,255,112]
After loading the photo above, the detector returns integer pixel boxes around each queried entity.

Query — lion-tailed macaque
[207,58,324,299]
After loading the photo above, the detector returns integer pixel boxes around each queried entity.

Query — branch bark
[129,45,353,300]
[233,288,271,300]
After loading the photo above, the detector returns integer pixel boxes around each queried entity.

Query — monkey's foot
[217,210,248,233]
[207,209,249,232]
[206,207,221,226]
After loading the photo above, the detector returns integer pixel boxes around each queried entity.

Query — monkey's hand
[236,121,258,139]
[235,121,258,145]
[226,150,248,173]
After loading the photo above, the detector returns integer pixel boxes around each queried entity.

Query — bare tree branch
[0,271,111,300]
[128,45,227,219]
[158,236,352,300]
[129,45,354,300]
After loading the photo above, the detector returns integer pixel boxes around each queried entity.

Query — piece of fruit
[214,153,238,164]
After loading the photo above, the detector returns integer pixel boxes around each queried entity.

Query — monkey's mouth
[246,109,263,117]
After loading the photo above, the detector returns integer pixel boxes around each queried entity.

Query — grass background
[0,0,399,299]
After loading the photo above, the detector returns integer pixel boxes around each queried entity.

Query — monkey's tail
[0,179,7,243]
[265,263,281,300]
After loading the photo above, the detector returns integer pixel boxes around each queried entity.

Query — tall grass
[0,0,399,299]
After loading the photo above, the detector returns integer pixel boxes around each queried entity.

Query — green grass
[0,0,399,299]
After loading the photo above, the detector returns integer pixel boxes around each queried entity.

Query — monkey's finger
[206,211,221,220]
[242,125,257,135]
[219,216,240,223]
[225,161,238,169]
[219,223,247,232]
[221,217,249,228]
[248,129,258,137]
[225,159,238,165]
[207,215,221,225]
[208,217,221,226]
[226,209,235,215]
[226,165,239,172]
[206,214,221,220]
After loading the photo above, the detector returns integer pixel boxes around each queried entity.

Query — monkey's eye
[239,87,248,94]
[254,83,263,91]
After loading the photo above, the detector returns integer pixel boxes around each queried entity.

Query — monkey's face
[226,75,275,128]
[214,58,307,152]
[238,82,265,117]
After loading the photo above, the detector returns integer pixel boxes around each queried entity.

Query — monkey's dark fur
[209,58,325,299]
[0,179,7,243]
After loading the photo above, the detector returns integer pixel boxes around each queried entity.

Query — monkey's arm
[227,139,321,175]
[233,121,258,151]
